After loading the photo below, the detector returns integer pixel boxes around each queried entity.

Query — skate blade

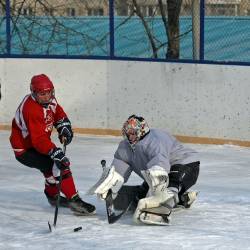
[48,221,52,232]
[73,210,96,216]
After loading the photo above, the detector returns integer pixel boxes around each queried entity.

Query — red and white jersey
[10,94,67,156]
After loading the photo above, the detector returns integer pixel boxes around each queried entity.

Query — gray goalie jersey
[111,129,199,182]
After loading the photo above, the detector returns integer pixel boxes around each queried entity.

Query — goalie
[89,115,200,225]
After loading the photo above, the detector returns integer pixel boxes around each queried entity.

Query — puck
[73,226,82,232]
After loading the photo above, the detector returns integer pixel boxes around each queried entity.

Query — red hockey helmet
[30,74,55,106]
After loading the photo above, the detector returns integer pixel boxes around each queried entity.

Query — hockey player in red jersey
[10,74,95,215]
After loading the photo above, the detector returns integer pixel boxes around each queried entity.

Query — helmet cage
[122,115,150,146]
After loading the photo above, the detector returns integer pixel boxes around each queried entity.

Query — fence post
[199,0,205,61]
[192,0,200,60]
[6,0,11,55]
[109,0,115,58]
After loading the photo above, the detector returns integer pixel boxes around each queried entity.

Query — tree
[166,0,183,59]
[0,0,188,59]
[131,0,185,59]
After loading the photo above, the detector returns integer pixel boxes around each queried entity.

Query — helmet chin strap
[38,97,54,108]
[40,102,50,108]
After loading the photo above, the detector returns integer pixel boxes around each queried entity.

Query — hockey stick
[105,189,132,224]
[101,160,132,224]
[48,142,66,232]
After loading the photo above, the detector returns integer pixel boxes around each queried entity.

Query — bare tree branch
[132,0,158,58]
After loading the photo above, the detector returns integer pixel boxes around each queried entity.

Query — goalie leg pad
[133,189,174,224]
[139,211,171,226]
[142,205,171,216]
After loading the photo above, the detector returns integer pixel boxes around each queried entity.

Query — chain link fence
[0,0,110,56]
[0,0,250,63]
[0,2,6,53]
[205,0,250,62]
[114,0,193,59]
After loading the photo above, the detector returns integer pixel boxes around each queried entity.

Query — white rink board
[0,58,250,141]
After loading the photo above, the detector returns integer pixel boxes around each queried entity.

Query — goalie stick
[101,160,132,224]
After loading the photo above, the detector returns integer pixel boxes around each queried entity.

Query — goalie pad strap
[142,205,171,216]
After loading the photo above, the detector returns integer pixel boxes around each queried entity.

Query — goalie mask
[122,115,150,147]
[30,74,55,107]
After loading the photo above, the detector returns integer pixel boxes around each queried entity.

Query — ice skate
[44,190,69,207]
[178,191,198,208]
[69,194,96,215]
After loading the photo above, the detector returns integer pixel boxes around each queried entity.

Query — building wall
[7,0,109,16]
[1,0,249,17]
[0,58,250,145]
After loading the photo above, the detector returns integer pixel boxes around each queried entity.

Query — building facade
[0,0,249,17]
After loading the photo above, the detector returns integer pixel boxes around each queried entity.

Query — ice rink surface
[0,130,250,250]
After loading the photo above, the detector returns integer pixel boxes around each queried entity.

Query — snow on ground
[0,130,250,250]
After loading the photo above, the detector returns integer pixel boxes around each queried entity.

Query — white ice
[0,130,250,250]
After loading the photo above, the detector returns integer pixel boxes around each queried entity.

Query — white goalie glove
[133,166,175,225]
[87,166,124,200]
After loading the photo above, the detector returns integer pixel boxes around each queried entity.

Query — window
[148,6,154,16]
[67,8,76,16]
[88,8,104,16]
[128,5,135,16]
[18,7,33,16]
[44,8,54,16]
[209,4,238,16]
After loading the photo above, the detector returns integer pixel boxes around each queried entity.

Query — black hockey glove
[49,147,70,170]
[55,118,73,145]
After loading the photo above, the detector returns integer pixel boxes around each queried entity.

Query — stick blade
[48,221,52,232]
[106,190,132,224]
[107,208,128,224]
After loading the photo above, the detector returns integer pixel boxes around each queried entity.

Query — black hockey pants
[16,148,54,174]
[168,161,200,197]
